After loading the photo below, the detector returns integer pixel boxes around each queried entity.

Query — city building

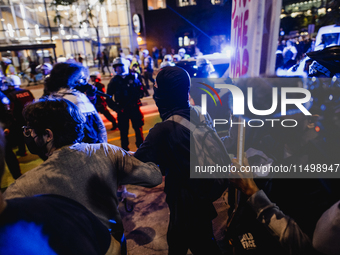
[0,0,145,70]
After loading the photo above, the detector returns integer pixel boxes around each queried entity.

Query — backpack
[166,106,230,202]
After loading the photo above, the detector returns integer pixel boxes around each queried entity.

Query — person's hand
[230,157,259,198]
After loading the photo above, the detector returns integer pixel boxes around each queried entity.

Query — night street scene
[0,0,340,254]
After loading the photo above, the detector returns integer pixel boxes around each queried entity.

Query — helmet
[2,58,11,64]
[160,61,175,68]
[142,49,149,56]
[196,58,215,74]
[4,76,14,87]
[126,54,133,62]
[8,65,16,74]
[173,54,181,62]
[112,57,124,66]
[178,48,186,54]
[163,54,173,62]
[90,71,101,80]
[196,58,210,68]
[36,63,53,76]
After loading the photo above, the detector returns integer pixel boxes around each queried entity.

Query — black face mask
[24,135,49,161]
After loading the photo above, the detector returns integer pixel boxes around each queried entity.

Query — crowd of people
[0,42,339,255]
[275,37,313,70]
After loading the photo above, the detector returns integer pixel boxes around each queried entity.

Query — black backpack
[166,106,230,202]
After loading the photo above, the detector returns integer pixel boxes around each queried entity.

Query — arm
[291,46,298,60]
[3,182,26,199]
[231,159,314,255]
[93,111,107,143]
[247,190,313,255]
[115,150,162,187]
[106,79,118,111]
[106,79,115,97]
[134,124,163,165]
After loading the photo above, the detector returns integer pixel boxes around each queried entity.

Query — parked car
[281,24,340,77]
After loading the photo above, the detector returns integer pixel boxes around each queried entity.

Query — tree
[51,0,106,60]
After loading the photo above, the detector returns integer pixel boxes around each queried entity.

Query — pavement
[1,68,231,254]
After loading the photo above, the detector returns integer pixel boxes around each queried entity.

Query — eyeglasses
[22,126,32,137]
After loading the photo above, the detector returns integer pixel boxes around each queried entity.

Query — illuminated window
[211,0,222,4]
[148,0,166,10]
[178,37,183,46]
[184,36,189,46]
[178,0,196,7]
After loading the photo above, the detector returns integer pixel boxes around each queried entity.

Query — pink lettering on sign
[231,0,250,78]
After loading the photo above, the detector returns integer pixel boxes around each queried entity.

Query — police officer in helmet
[107,57,144,151]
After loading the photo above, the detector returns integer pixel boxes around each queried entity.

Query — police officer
[0,91,21,179]
[160,54,175,68]
[3,79,34,156]
[196,58,215,78]
[107,57,144,151]
[178,48,190,60]
[89,71,117,130]
[142,49,155,90]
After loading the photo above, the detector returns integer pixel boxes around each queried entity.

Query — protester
[0,125,120,255]
[152,47,159,69]
[228,158,317,255]
[78,53,83,65]
[107,57,144,151]
[44,62,107,144]
[134,66,225,255]
[224,77,340,255]
[283,40,297,69]
[102,51,110,76]
[97,52,102,70]
[3,97,162,254]
[313,200,340,255]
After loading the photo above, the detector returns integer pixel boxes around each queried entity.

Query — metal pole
[43,0,53,42]
[9,0,21,38]
[82,38,88,66]
[125,0,134,52]
[0,8,10,44]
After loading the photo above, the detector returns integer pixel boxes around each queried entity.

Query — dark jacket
[106,74,143,110]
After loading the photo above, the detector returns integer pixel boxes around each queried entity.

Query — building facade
[0,0,143,69]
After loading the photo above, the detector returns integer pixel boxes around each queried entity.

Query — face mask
[24,135,49,161]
